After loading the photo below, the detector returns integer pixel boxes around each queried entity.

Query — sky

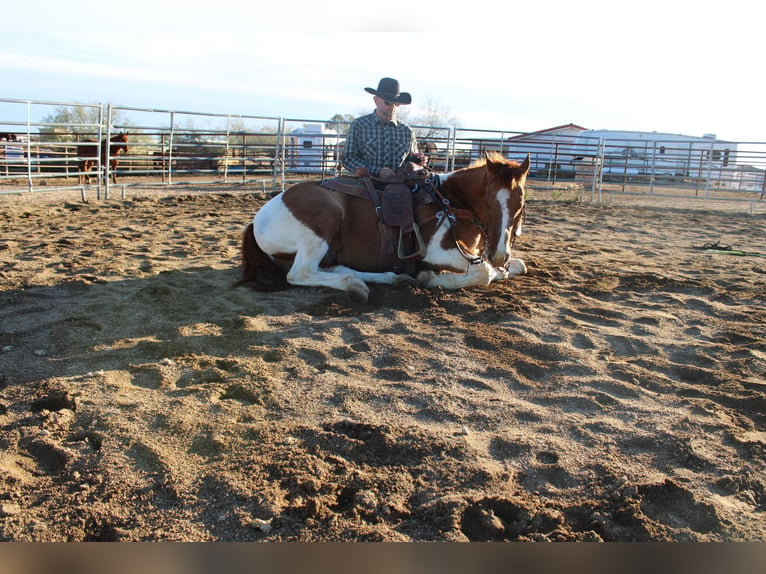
[3,0,765,142]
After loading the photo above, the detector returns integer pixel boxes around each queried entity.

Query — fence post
[224,115,231,183]
[25,101,33,192]
[104,104,113,200]
[447,127,456,172]
[595,138,605,203]
[272,117,284,194]
[168,111,175,186]
[94,106,104,199]
[704,140,714,199]
[550,139,559,184]
[649,141,656,195]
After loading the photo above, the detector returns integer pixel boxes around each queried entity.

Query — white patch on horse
[252,194,320,257]
[423,219,469,271]
[492,187,513,263]
[253,193,406,302]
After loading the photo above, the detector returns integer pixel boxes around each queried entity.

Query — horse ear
[484,152,498,175]
[516,153,531,185]
[484,151,502,171]
[520,153,531,175]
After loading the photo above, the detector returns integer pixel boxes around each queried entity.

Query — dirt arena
[0,184,764,541]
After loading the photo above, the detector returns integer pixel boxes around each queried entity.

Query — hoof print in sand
[460,497,532,541]
[638,480,721,533]
[20,438,71,476]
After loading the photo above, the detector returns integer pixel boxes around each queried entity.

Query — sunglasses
[379,98,400,107]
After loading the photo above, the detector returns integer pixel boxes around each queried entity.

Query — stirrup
[397,223,427,260]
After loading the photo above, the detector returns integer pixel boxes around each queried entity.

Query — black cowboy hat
[364,77,412,105]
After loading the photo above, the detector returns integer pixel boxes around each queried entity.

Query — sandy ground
[0,184,764,541]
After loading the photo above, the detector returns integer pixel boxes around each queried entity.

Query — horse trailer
[286,124,340,173]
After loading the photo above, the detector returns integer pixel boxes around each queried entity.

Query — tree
[399,98,460,167]
[399,97,461,140]
[38,104,131,141]
[327,114,354,135]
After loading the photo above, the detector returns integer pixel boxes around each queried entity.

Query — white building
[571,129,737,182]
[466,124,586,176]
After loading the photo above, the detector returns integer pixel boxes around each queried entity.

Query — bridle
[421,171,525,266]
[419,177,488,266]
[510,203,526,249]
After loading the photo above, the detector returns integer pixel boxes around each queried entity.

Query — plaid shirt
[342,111,418,175]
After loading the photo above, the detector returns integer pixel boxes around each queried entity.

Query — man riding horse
[342,77,428,177]
[337,77,441,268]
[240,76,530,304]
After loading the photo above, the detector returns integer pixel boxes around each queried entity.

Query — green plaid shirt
[342,112,418,175]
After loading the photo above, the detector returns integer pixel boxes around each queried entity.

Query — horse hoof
[347,283,369,304]
[415,270,434,287]
[506,259,527,276]
[393,274,418,288]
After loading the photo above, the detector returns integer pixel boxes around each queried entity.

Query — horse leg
[504,258,527,277]
[484,259,526,283]
[253,197,372,303]
[81,161,92,185]
[287,249,371,303]
[417,261,494,290]
[416,258,525,290]
[289,258,416,302]
[324,267,416,288]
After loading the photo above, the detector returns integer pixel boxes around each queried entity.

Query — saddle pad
[381,183,415,229]
[318,177,368,199]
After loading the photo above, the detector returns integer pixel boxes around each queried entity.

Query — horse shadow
[0,264,435,390]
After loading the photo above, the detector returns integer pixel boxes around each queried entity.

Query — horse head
[482,153,530,267]
[113,131,129,153]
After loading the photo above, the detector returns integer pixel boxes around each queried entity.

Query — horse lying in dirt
[240,153,530,303]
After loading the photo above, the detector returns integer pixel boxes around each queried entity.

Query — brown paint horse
[240,153,530,303]
[79,132,129,184]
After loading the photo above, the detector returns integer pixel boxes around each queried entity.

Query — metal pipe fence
[2,98,765,211]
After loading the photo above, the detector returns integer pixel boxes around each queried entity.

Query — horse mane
[466,152,520,170]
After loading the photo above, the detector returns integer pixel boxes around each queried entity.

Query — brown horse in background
[79,132,129,184]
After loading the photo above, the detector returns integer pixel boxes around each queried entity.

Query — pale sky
[3,0,764,141]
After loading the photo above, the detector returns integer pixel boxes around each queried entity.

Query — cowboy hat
[364,77,412,105]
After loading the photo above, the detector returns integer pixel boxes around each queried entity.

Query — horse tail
[236,222,289,291]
